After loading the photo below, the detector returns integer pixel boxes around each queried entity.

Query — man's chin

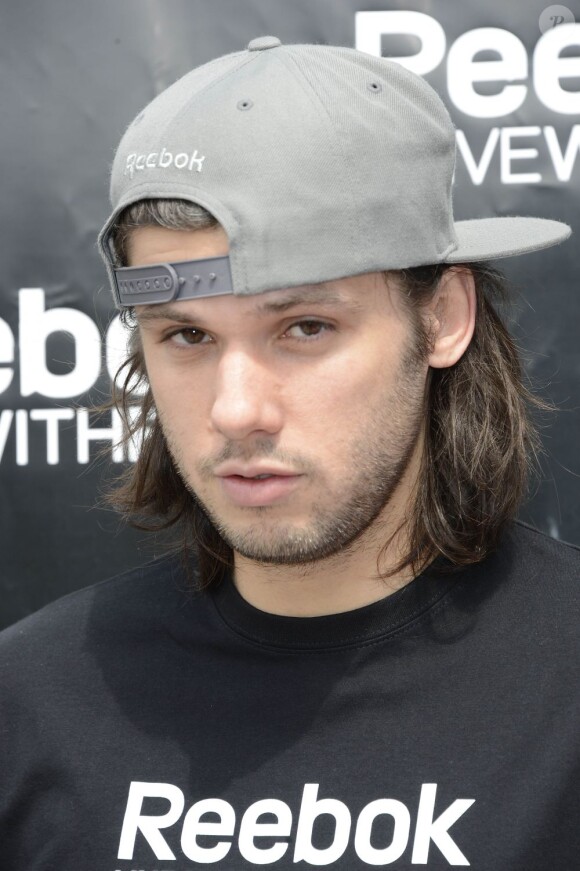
[219,518,373,567]
[205,515,328,564]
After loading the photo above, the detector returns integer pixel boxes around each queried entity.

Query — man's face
[131,225,430,566]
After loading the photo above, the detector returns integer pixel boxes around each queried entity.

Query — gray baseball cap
[98,35,571,308]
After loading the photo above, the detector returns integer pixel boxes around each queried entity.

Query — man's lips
[214,463,300,478]
[214,465,303,507]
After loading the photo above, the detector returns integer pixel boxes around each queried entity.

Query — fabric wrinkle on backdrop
[0,0,579,628]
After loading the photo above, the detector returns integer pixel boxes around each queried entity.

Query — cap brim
[446,217,572,263]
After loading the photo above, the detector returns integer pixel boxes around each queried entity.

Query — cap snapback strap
[114,255,233,306]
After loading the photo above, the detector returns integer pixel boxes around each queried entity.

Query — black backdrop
[1,0,579,629]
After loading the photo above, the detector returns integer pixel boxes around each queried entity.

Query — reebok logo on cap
[124,147,206,178]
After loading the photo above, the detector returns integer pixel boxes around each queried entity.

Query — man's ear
[426,267,476,369]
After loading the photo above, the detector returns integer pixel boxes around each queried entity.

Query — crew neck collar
[210,558,463,652]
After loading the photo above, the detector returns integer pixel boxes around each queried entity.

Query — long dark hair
[103,199,548,585]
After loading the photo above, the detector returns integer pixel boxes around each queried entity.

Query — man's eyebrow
[253,286,365,315]
[137,304,205,324]
[136,286,365,323]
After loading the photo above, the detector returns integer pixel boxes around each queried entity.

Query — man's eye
[167,328,209,346]
[286,320,334,341]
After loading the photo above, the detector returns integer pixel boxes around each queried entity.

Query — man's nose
[209,349,284,441]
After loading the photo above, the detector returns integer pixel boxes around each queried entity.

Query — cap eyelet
[237,99,254,111]
[367,82,382,93]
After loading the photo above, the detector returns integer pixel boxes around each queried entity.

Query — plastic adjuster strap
[114,255,234,306]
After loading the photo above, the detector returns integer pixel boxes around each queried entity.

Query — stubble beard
[158,346,427,567]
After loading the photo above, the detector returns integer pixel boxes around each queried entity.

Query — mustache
[197,441,317,478]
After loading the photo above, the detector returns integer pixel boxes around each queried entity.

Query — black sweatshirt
[0,521,578,869]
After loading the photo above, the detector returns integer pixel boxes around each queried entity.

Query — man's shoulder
[0,552,195,662]
[473,520,580,636]
[508,519,580,576]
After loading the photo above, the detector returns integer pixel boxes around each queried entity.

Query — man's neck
[232,533,417,617]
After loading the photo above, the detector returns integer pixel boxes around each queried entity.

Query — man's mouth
[216,470,303,507]
[214,463,300,479]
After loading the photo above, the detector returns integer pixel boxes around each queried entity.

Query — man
[0,36,578,870]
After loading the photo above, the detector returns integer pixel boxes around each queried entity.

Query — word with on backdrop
[0,290,142,468]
